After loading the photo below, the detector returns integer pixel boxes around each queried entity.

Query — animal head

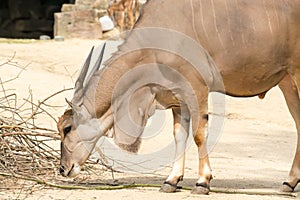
[57,43,155,177]
[58,44,106,177]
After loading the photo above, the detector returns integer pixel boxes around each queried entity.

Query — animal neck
[94,47,151,118]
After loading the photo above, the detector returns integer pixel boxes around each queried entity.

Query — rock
[99,15,114,31]
[40,35,51,40]
[92,0,110,10]
[61,4,87,12]
[54,10,102,39]
[75,0,96,8]
[54,35,64,41]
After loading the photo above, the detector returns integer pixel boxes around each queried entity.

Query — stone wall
[0,0,72,39]
[54,0,110,39]
[0,0,109,39]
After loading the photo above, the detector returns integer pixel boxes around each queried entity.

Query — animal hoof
[281,182,295,192]
[159,181,178,193]
[191,183,210,195]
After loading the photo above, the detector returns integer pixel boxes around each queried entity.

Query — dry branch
[1,131,60,140]
[0,54,111,197]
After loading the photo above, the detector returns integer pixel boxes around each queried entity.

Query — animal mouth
[60,164,75,177]
[67,164,74,177]
[64,163,81,177]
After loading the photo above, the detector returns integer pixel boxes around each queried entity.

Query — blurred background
[0,0,145,39]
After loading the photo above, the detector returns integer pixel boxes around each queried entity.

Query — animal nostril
[59,166,65,175]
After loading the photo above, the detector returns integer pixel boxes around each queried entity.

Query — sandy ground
[0,38,299,199]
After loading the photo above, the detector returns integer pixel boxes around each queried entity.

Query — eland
[58,0,300,195]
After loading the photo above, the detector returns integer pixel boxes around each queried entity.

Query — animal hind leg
[160,107,190,193]
[191,119,212,194]
[279,74,300,192]
[191,92,212,195]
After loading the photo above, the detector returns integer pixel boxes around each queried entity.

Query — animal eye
[63,126,72,135]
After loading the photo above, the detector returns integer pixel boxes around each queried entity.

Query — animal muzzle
[59,163,81,177]
[59,164,70,177]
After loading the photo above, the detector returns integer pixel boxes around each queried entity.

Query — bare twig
[2,63,28,84]
[64,66,76,83]
[1,132,60,140]
[29,88,34,126]
[0,78,12,114]
[0,54,110,194]
[0,54,29,84]
[0,52,16,67]
[19,88,73,125]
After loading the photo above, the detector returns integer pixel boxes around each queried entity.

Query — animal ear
[72,43,106,107]
[65,98,73,108]
[65,98,81,113]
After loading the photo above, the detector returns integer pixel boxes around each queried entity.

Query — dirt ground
[0,38,299,199]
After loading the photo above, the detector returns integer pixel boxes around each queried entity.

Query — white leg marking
[197,162,212,183]
[167,124,188,182]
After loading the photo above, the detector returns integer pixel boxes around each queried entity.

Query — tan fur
[58,0,300,193]
[57,109,73,140]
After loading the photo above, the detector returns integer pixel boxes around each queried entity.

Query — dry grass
[0,54,111,196]
[0,55,62,184]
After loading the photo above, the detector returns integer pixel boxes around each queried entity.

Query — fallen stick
[0,172,296,197]
[0,131,60,140]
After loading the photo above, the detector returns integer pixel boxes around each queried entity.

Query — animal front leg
[279,75,300,192]
[160,107,190,193]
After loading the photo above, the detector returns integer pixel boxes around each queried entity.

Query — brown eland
[58,0,300,195]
